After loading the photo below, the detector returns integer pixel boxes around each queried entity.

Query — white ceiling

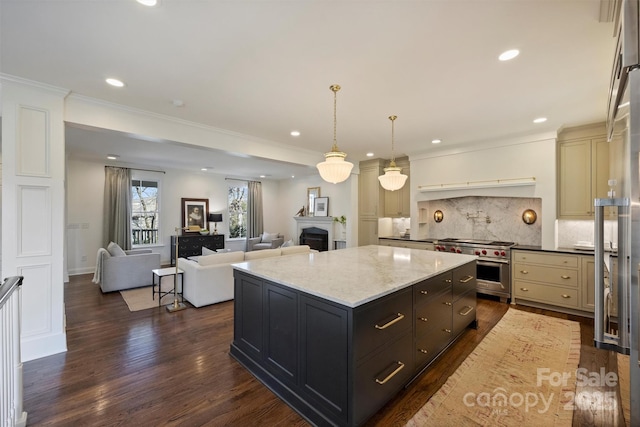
[0,0,617,180]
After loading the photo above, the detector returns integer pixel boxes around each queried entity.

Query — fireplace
[300,227,329,252]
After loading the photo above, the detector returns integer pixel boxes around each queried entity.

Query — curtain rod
[225,178,261,183]
[104,166,165,174]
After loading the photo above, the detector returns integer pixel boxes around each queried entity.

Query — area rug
[406,309,581,426]
[617,353,631,426]
[120,283,176,311]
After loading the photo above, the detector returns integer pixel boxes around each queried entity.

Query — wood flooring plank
[21,274,624,426]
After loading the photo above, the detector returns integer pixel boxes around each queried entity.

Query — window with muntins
[228,182,247,238]
[131,172,161,246]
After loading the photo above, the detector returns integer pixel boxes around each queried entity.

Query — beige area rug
[617,353,631,426]
[406,309,581,426]
[120,282,178,311]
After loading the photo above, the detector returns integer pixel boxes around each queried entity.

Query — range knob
[501,251,506,257]
[494,250,500,256]
[481,249,487,255]
[456,249,462,254]
[450,247,456,252]
[475,250,480,255]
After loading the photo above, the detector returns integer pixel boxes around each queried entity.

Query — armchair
[94,247,161,292]
[247,232,284,251]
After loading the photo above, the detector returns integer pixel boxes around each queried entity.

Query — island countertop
[232,245,477,307]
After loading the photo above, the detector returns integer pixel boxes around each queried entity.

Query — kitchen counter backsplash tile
[557,219,617,249]
[418,196,542,246]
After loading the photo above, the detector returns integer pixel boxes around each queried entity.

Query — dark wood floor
[22,274,625,426]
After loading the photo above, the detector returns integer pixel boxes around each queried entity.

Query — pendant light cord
[330,84,341,152]
[389,115,397,166]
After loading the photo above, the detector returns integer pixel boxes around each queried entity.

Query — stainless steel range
[434,238,515,302]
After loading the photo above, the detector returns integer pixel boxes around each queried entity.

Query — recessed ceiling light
[290,131,301,137]
[106,78,125,87]
[136,0,157,6]
[107,154,119,160]
[366,152,374,157]
[260,175,266,178]
[172,99,185,107]
[431,139,442,144]
[201,168,208,171]
[291,175,295,179]
[533,117,547,124]
[498,49,520,61]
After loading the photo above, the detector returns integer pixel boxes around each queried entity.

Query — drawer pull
[420,290,428,295]
[561,275,571,280]
[375,361,405,385]
[520,270,529,274]
[520,287,529,292]
[443,328,452,334]
[443,301,452,306]
[561,294,571,299]
[459,275,474,283]
[459,306,474,316]
[375,313,405,330]
[418,349,429,354]
[418,317,428,322]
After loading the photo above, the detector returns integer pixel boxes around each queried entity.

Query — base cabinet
[231,261,476,426]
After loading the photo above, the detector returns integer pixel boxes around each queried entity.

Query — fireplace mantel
[294,216,334,250]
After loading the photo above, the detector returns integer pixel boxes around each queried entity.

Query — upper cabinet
[557,123,610,219]
[383,157,411,218]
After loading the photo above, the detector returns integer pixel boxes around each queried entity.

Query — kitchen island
[230,245,477,426]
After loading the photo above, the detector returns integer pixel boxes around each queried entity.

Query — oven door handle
[476,259,509,266]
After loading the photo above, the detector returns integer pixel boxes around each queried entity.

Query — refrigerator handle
[594,198,630,354]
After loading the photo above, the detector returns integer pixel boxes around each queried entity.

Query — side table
[152,267,184,307]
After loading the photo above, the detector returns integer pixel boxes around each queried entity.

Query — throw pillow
[107,241,126,257]
[261,232,278,243]
[281,239,294,248]
[202,246,216,256]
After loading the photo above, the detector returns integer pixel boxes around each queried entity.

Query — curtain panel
[247,180,263,239]
[103,166,132,249]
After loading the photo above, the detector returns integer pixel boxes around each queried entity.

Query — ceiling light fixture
[533,117,547,124]
[366,152,374,157]
[290,131,300,137]
[431,139,442,144]
[136,0,158,6]
[105,78,125,87]
[107,154,119,160]
[499,49,520,61]
[316,84,353,184]
[378,115,408,192]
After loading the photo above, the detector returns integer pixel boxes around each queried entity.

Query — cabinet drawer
[354,289,412,360]
[514,281,579,308]
[513,264,578,287]
[415,325,451,368]
[453,289,476,337]
[415,290,452,338]
[452,261,476,299]
[354,333,413,425]
[413,272,451,303]
[513,251,578,268]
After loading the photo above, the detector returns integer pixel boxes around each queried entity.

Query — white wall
[410,133,558,249]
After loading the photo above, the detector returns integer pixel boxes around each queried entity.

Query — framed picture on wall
[314,197,329,217]
[182,198,209,233]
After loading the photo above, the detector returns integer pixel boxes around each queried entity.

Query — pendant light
[316,84,354,184]
[378,115,408,191]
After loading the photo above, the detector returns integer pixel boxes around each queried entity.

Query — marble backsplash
[417,196,542,246]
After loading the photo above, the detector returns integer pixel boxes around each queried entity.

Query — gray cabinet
[230,261,476,426]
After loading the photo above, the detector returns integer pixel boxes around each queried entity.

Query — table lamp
[208,213,223,235]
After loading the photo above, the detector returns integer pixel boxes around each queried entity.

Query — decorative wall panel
[18,264,53,337]
[17,105,50,176]
[18,186,51,256]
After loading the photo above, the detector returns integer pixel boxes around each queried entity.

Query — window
[228,182,247,238]
[131,172,162,246]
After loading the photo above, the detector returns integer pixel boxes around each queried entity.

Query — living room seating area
[246,232,284,251]
[93,242,161,293]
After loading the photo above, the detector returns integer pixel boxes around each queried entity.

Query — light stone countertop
[232,245,477,308]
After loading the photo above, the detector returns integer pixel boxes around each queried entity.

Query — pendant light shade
[317,84,354,184]
[378,115,408,191]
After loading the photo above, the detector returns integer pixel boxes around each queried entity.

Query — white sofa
[177,245,312,308]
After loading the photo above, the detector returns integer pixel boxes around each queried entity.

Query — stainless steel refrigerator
[598,1,640,425]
